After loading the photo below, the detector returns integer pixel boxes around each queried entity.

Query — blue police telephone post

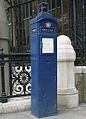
[30,2,57,118]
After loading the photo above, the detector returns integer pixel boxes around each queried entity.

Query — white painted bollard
[57,35,78,108]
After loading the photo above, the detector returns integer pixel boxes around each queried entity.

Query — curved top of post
[57,35,76,61]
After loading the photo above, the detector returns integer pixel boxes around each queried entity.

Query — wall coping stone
[75,66,86,73]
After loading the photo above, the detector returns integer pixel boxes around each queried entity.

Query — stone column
[57,35,78,108]
[0,0,9,95]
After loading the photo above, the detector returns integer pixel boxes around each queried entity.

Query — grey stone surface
[0,104,86,119]
[75,66,86,103]
[0,97,31,114]
[0,0,9,39]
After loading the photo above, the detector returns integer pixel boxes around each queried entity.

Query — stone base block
[0,96,31,114]
[57,88,79,108]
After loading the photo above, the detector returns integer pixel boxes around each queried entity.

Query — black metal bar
[73,0,76,46]
[50,0,52,14]
[61,0,64,33]
[82,0,86,64]
[0,93,31,100]
[0,49,31,63]
[18,0,21,52]
[6,0,33,10]
[9,63,12,95]
[22,19,24,52]
[0,52,31,58]
[10,0,14,51]
[0,49,8,103]
[0,60,30,64]
[5,0,12,6]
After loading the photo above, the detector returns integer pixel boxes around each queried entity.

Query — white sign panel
[42,38,54,53]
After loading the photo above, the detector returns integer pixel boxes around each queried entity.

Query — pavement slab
[0,104,86,119]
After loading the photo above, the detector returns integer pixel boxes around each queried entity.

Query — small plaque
[42,38,54,53]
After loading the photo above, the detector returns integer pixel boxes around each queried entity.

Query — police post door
[30,3,57,118]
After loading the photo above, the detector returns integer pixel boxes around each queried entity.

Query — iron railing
[5,0,86,65]
[69,0,86,65]
[0,48,31,103]
[5,0,61,53]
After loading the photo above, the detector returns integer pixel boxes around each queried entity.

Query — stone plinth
[57,35,78,108]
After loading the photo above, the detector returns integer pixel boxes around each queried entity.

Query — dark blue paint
[30,2,57,118]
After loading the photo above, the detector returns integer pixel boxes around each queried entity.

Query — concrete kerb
[0,94,79,114]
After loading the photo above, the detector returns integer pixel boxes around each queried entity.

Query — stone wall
[75,66,86,103]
